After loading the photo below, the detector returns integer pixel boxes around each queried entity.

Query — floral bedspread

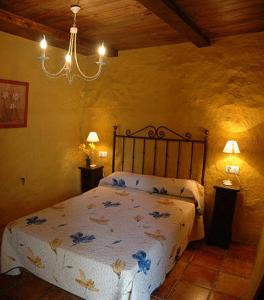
[1,175,199,300]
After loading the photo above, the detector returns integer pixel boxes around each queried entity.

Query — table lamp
[87,132,99,167]
[222,140,240,186]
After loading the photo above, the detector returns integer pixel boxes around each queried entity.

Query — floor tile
[209,291,238,300]
[0,274,16,291]
[0,270,25,292]
[152,261,187,298]
[192,250,224,270]
[40,286,81,299]
[187,240,203,250]
[227,243,256,262]
[198,243,227,257]
[169,260,188,281]
[0,289,13,300]
[180,248,195,263]
[167,281,210,300]
[215,272,250,298]
[9,270,55,300]
[221,257,254,278]
[182,263,218,289]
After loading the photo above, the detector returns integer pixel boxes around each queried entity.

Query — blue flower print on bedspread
[132,250,151,275]
[152,187,168,195]
[112,178,126,188]
[70,232,96,245]
[103,201,120,208]
[26,216,47,225]
[149,211,171,219]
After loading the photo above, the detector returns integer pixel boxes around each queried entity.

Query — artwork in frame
[0,79,29,128]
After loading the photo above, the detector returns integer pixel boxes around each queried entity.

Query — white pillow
[99,171,204,216]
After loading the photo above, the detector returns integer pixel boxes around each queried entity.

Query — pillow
[99,171,204,216]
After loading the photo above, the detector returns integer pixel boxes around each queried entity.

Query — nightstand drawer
[79,166,104,193]
[207,183,240,249]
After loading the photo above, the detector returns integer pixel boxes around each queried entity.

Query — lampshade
[223,140,240,154]
[87,132,99,143]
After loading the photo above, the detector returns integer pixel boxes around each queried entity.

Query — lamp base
[85,156,91,167]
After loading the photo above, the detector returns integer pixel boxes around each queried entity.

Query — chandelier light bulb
[40,36,47,49]
[65,54,72,63]
[98,43,106,56]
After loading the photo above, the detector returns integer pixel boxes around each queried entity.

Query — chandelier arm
[73,34,103,80]
[74,68,102,81]
[40,33,75,78]
[41,59,67,78]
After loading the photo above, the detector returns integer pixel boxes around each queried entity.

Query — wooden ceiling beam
[136,0,210,47]
[0,9,118,57]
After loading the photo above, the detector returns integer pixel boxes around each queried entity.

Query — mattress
[1,172,203,300]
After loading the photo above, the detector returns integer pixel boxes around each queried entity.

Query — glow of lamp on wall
[222,140,240,186]
[87,132,99,167]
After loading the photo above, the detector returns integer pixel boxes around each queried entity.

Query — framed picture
[0,79,29,128]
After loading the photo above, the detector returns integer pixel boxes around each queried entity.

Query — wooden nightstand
[207,182,240,249]
[78,165,104,193]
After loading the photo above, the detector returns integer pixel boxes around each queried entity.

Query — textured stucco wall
[0,31,85,226]
[81,32,264,244]
[0,30,263,244]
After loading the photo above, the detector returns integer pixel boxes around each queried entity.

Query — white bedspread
[1,184,196,300]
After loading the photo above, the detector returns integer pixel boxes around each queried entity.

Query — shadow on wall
[205,120,264,243]
[241,121,264,177]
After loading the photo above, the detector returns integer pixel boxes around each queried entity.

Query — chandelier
[39,5,106,83]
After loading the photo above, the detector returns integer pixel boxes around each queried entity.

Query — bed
[1,125,208,300]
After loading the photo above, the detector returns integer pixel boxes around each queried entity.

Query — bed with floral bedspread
[1,172,205,300]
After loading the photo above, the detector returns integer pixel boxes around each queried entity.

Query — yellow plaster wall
[0,30,263,244]
[81,32,264,243]
[0,31,85,226]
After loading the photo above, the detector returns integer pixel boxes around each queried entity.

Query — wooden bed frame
[112,125,208,185]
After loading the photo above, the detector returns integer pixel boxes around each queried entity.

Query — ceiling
[0,0,263,56]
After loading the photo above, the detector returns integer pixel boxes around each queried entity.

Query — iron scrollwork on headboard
[112,125,208,185]
[125,125,193,140]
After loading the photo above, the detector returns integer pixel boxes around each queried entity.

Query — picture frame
[0,79,29,128]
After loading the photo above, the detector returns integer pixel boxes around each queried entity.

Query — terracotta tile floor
[0,240,256,300]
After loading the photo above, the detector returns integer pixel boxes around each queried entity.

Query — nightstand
[207,182,240,249]
[78,165,104,193]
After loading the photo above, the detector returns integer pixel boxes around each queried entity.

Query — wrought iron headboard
[112,125,208,185]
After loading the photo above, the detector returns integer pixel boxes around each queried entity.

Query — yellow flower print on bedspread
[7,256,16,262]
[51,203,65,210]
[156,199,174,206]
[115,191,129,196]
[27,247,45,268]
[87,203,96,210]
[49,238,62,255]
[112,259,126,279]
[134,215,144,222]
[75,269,99,292]
[144,230,166,245]
[90,216,109,225]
